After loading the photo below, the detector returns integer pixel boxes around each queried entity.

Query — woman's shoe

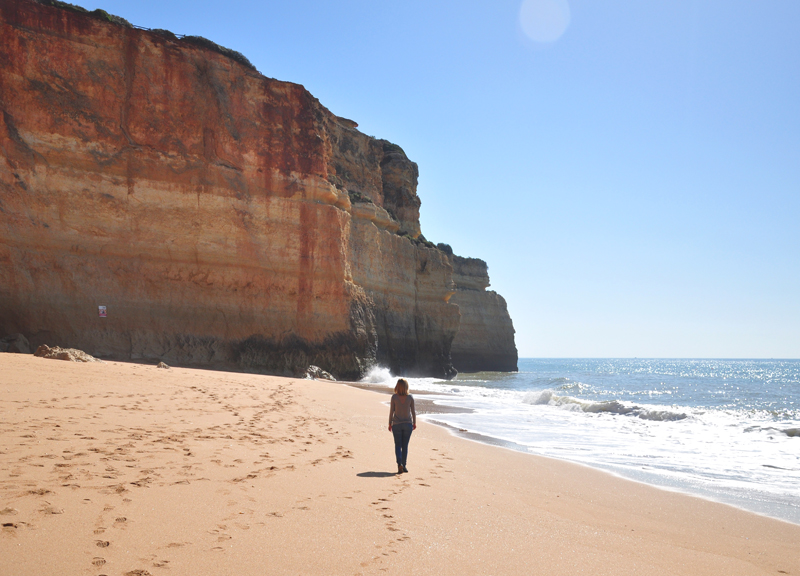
[397,464,403,474]
[402,465,408,473]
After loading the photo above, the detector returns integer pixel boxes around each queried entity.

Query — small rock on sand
[34,344,102,363]
[157,361,170,369]
[305,365,336,381]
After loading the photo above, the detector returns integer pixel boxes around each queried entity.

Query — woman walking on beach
[388,378,416,474]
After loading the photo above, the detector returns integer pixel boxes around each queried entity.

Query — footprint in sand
[28,488,52,496]
[41,505,64,515]
[92,557,106,567]
[96,539,110,547]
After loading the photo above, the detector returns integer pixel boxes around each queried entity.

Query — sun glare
[519,0,571,43]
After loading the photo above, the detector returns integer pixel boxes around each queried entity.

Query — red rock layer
[0,0,460,378]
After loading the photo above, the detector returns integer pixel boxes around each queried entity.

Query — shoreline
[351,379,800,527]
[425,418,800,528]
[2,354,798,575]
[378,366,800,526]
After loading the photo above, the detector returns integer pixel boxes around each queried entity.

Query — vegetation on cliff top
[381,141,407,158]
[151,29,179,41]
[437,243,454,256]
[395,231,438,250]
[413,234,438,250]
[33,0,132,27]
[181,36,255,71]
[32,0,255,71]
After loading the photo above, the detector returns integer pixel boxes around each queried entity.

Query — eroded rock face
[0,0,461,378]
[448,255,518,373]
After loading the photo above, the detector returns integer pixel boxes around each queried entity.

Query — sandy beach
[1,354,797,576]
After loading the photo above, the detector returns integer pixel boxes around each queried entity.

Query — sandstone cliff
[0,0,509,378]
[446,252,518,372]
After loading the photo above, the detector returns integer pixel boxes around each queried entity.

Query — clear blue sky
[84,0,799,358]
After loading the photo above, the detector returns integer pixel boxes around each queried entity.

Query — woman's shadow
[356,471,397,478]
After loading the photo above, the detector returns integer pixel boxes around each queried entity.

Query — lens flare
[519,0,571,43]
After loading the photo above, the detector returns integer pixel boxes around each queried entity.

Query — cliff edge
[0,0,514,378]
[446,252,518,372]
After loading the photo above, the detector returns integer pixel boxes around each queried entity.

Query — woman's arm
[411,396,417,429]
[388,395,395,431]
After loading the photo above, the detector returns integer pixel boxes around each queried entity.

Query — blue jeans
[392,423,413,466]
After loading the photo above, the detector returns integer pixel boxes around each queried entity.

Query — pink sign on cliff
[98,306,107,318]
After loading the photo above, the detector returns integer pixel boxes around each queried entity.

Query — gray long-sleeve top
[389,394,416,426]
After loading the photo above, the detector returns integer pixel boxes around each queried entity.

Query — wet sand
[1,354,798,575]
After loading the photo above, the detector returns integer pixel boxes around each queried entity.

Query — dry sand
[1,354,797,576]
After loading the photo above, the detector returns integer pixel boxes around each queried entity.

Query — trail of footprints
[353,447,455,574]
[0,373,351,574]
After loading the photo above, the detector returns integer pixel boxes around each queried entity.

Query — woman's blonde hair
[394,378,409,395]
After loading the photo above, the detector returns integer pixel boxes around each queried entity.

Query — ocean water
[362,358,800,525]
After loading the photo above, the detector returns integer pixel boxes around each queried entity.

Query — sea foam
[404,358,800,524]
[360,366,394,384]
[522,389,688,421]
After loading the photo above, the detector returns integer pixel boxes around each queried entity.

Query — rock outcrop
[304,365,336,381]
[446,253,518,372]
[0,333,31,354]
[0,0,510,379]
[34,344,102,362]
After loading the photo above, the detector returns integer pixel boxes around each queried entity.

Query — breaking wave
[745,425,800,438]
[360,366,394,384]
[522,389,688,421]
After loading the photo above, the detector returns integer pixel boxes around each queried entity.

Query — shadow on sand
[356,471,397,478]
